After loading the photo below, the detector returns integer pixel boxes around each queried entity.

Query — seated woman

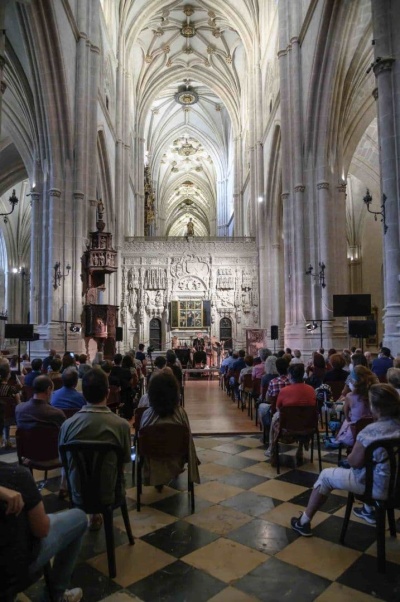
[139,371,200,487]
[323,353,348,383]
[291,383,400,535]
[306,352,326,388]
[330,366,378,447]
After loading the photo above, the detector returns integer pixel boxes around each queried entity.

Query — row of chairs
[15,412,195,580]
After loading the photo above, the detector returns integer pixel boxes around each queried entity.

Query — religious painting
[246,329,268,356]
[170,300,211,328]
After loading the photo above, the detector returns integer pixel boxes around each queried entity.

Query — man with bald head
[15,376,65,429]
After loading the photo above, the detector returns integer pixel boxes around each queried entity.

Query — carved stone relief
[122,239,259,347]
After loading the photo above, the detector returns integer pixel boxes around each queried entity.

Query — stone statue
[186,218,194,240]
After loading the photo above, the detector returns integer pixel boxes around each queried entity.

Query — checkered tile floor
[3,435,400,602]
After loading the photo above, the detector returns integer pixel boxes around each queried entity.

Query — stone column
[0,2,6,138]
[233,136,243,236]
[371,0,400,350]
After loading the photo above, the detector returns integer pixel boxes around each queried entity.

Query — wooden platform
[183,379,259,435]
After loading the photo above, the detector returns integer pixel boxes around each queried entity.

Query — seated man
[258,357,290,425]
[24,358,43,387]
[372,346,393,380]
[16,376,65,429]
[0,463,87,602]
[59,368,131,528]
[48,358,63,390]
[51,368,86,410]
[265,363,316,466]
[291,384,400,536]
[229,350,246,400]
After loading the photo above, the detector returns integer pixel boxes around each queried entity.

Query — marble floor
[4,435,400,602]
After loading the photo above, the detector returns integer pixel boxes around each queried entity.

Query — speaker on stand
[271,325,278,353]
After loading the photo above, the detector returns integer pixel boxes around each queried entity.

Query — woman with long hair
[333,366,378,447]
[140,371,200,487]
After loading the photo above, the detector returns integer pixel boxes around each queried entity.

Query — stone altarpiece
[121,239,259,350]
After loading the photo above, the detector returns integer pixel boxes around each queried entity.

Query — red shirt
[276,383,316,409]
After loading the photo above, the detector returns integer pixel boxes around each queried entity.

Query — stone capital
[281,192,289,200]
[337,183,347,193]
[372,87,379,100]
[317,182,329,190]
[73,191,85,201]
[277,49,287,59]
[294,185,305,193]
[49,188,61,198]
[89,199,98,207]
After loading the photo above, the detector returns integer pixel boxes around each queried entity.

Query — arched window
[149,318,161,350]
[219,317,232,347]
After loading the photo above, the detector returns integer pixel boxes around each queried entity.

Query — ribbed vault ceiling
[125,0,248,236]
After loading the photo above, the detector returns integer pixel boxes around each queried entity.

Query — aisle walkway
[183,379,259,435]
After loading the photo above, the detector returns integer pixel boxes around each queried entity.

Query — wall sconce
[53,262,71,290]
[363,189,388,234]
[305,262,326,288]
[306,321,318,332]
[1,190,19,223]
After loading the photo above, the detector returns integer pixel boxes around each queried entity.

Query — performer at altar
[192,333,205,352]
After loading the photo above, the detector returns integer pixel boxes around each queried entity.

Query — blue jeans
[29,508,87,598]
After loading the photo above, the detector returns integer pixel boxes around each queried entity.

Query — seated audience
[51,368,86,410]
[0,363,21,448]
[140,371,200,487]
[220,350,234,375]
[260,355,279,400]
[306,352,326,388]
[119,355,139,419]
[0,463,87,602]
[109,353,123,387]
[323,353,348,383]
[332,366,377,447]
[290,349,303,364]
[252,348,271,380]
[266,363,316,466]
[24,358,43,387]
[387,367,400,393]
[48,358,63,387]
[291,384,400,535]
[21,353,32,373]
[16,376,65,429]
[77,354,90,379]
[166,350,183,391]
[372,346,393,380]
[61,353,76,373]
[42,349,57,374]
[258,357,290,429]
[59,368,131,530]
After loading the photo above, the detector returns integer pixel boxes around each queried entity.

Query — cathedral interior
[1,2,400,601]
[1,0,398,360]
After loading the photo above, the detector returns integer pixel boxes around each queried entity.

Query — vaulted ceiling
[122,0,251,236]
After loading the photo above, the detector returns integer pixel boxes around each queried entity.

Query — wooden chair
[135,423,195,513]
[107,384,121,413]
[0,396,18,429]
[50,375,63,390]
[340,438,400,573]
[1,561,53,602]
[16,426,62,482]
[337,416,374,464]
[59,441,134,578]
[275,405,322,474]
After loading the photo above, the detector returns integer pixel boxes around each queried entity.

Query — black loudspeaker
[116,327,123,342]
[4,324,34,340]
[271,325,279,340]
[348,320,376,338]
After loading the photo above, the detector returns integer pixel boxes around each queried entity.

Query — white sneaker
[264,449,271,457]
[58,588,83,602]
